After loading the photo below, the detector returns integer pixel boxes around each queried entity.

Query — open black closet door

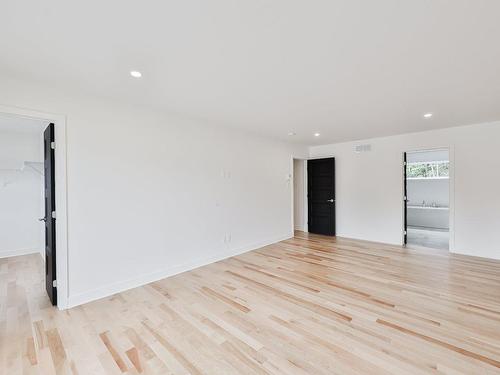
[403,152,408,245]
[42,123,57,305]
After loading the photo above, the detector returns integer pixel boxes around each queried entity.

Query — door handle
[39,217,47,222]
[327,199,334,203]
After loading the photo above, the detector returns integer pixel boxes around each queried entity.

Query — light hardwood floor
[2,232,500,374]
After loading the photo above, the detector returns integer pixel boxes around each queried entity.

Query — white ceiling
[0,114,48,134]
[1,0,500,145]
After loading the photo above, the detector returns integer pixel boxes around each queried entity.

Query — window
[407,161,449,179]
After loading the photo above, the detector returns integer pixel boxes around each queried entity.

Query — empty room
[1,1,500,374]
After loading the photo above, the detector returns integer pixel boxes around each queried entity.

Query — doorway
[0,114,57,304]
[0,114,47,261]
[293,159,307,233]
[0,105,68,308]
[404,149,450,250]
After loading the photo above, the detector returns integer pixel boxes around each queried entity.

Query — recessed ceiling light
[288,132,296,136]
[314,132,320,137]
[130,71,142,78]
[423,113,433,119]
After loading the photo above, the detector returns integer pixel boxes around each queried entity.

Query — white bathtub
[407,205,449,230]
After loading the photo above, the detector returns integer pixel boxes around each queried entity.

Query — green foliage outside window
[407,162,449,178]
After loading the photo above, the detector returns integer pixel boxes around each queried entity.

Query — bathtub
[407,205,449,230]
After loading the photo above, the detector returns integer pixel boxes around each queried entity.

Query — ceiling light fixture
[423,113,433,119]
[288,132,296,136]
[314,132,320,137]
[130,70,142,78]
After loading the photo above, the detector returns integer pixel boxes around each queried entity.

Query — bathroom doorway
[404,149,450,250]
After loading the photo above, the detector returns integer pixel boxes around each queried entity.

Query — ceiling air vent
[355,144,372,153]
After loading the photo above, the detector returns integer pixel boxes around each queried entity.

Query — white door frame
[291,157,308,234]
[0,104,69,309]
[402,146,455,252]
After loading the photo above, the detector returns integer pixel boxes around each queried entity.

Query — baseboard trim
[450,249,500,261]
[335,233,401,247]
[66,233,293,309]
[0,248,41,259]
[337,234,500,261]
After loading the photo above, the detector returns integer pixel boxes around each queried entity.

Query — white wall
[309,121,500,260]
[0,76,307,307]
[0,131,44,257]
[293,159,306,231]
[407,149,449,163]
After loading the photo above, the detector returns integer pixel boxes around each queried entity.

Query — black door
[43,123,57,305]
[308,158,335,235]
[403,152,408,245]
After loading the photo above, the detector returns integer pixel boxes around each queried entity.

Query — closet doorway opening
[292,159,308,234]
[0,105,68,309]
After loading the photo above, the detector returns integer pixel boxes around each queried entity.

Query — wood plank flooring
[2,231,500,374]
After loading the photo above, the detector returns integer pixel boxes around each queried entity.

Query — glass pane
[438,162,449,177]
[426,163,437,177]
[407,161,449,178]
[407,163,427,178]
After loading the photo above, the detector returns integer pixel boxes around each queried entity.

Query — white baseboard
[336,232,401,247]
[338,233,500,261]
[0,248,41,259]
[66,233,293,308]
[450,248,500,261]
